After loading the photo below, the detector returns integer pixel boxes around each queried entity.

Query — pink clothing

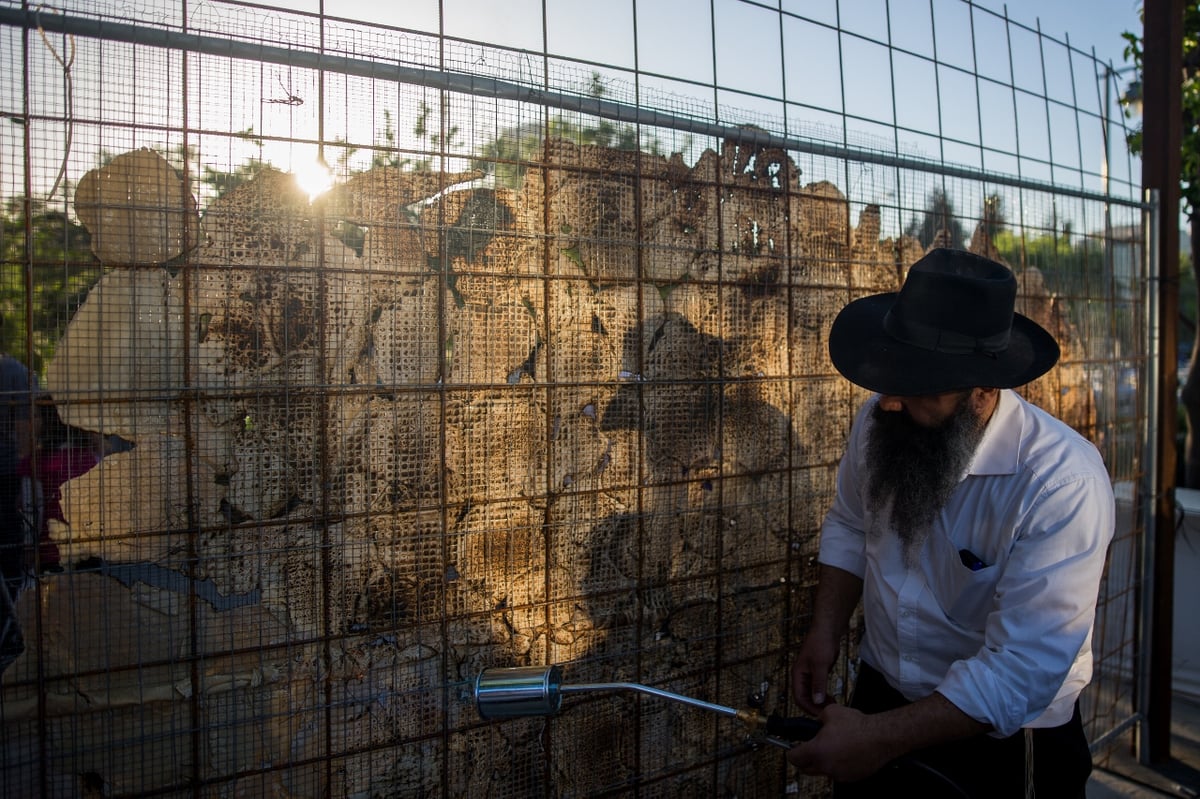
[18,446,99,569]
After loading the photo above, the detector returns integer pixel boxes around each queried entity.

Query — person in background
[19,400,104,573]
[0,352,36,672]
[787,249,1115,798]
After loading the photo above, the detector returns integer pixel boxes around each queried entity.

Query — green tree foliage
[473,71,665,188]
[904,188,965,249]
[992,222,1104,299]
[337,106,463,173]
[980,193,1006,244]
[199,158,272,199]
[1122,6,1200,219]
[0,197,100,374]
[1123,2,1200,485]
[406,102,461,171]
[991,202,1118,414]
[160,135,272,208]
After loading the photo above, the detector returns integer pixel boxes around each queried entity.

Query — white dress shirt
[818,389,1116,737]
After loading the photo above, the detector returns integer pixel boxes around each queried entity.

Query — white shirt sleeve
[817,402,870,579]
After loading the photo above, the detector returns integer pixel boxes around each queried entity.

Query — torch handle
[764,714,821,742]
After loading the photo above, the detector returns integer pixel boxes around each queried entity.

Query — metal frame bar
[1138,187,1163,764]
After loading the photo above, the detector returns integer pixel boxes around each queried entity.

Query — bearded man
[787,248,1115,798]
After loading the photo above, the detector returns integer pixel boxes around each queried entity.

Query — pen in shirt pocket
[958,548,988,571]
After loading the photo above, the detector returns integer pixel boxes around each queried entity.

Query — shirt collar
[967,388,1023,476]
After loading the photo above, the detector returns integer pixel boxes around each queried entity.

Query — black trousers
[0,473,24,672]
[0,473,23,587]
[833,662,1092,799]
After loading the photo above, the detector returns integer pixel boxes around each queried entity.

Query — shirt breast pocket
[927,531,1001,628]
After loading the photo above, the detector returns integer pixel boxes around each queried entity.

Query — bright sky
[258,0,1146,170]
[992,0,1141,67]
[251,0,1148,224]
[1,0,1149,224]
[279,0,1142,73]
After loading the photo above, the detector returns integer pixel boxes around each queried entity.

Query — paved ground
[1088,694,1200,798]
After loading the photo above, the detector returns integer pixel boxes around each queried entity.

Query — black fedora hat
[828,248,1059,396]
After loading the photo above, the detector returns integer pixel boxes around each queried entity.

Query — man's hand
[790,631,839,716]
[785,704,893,783]
[790,565,863,716]
[786,691,991,783]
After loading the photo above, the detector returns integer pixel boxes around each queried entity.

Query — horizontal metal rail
[0,4,1146,210]
[1088,711,1144,754]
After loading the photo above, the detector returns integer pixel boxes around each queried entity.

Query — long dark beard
[863,393,986,561]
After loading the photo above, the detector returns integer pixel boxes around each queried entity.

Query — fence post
[1140,0,1183,766]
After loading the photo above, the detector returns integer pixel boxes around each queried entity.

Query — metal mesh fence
[0,0,1148,796]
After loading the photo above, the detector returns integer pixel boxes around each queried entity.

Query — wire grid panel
[0,0,1147,797]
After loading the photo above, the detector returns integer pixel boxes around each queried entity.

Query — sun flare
[291,159,333,201]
